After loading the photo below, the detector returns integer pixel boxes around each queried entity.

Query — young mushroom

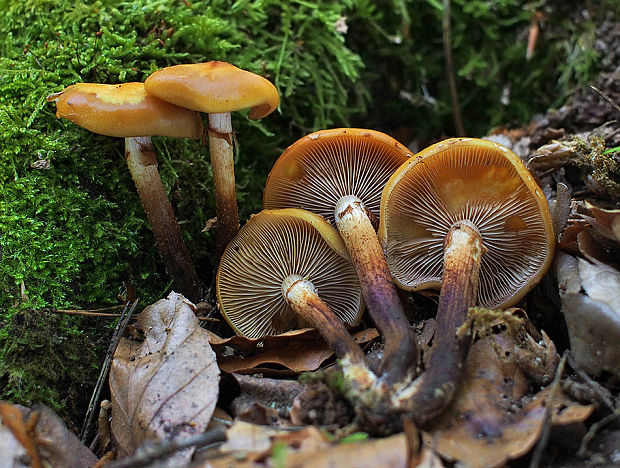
[48,82,204,301]
[216,208,365,363]
[263,128,417,384]
[379,137,555,421]
[144,61,280,253]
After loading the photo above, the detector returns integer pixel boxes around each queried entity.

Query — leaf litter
[109,292,220,466]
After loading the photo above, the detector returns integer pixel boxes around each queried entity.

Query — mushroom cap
[379,137,555,309]
[48,82,203,138]
[144,61,279,120]
[217,208,364,338]
[263,128,413,224]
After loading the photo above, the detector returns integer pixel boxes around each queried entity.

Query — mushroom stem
[208,112,240,255]
[335,195,418,384]
[400,220,484,422]
[283,274,365,364]
[125,137,202,302]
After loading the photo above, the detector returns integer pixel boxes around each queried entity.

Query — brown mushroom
[379,137,555,421]
[48,82,204,301]
[263,128,417,384]
[144,61,279,253]
[217,208,364,362]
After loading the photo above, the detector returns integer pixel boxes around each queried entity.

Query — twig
[529,351,567,468]
[577,407,620,458]
[50,304,126,318]
[590,85,620,114]
[50,310,122,317]
[80,300,138,443]
[105,426,227,468]
[566,353,616,411]
[442,0,465,136]
[90,450,116,468]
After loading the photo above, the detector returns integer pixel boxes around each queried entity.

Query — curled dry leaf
[110,292,220,465]
[559,200,620,265]
[210,328,379,374]
[424,332,593,468]
[556,252,620,377]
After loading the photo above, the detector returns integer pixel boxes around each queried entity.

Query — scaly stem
[283,274,365,364]
[335,195,418,385]
[208,112,239,255]
[400,220,484,423]
[125,137,202,302]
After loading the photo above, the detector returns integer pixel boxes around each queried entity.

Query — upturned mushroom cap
[48,82,203,138]
[217,208,364,338]
[379,138,554,309]
[263,128,413,223]
[144,61,279,120]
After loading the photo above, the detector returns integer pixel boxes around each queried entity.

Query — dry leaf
[283,433,409,468]
[0,403,36,468]
[556,252,620,377]
[0,402,97,468]
[195,422,439,468]
[424,332,593,468]
[32,405,98,468]
[211,328,379,374]
[110,292,220,465]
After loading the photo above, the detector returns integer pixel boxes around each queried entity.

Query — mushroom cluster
[48,62,279,302]
[49,63,555,434]
[222,134,554,432]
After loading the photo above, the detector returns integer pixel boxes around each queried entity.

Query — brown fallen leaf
[195,421,442,468]
[110,292,220,466]
[0,402,98,468]
[424,332,594,468]
[0,402,43,468]
[32,404,99,468]
[211,328,379,374]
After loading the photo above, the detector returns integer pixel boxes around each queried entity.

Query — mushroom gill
[382,140,552,308]
[217,210,363,338]
[264,129,408,224]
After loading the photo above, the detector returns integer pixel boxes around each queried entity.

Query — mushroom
[379,137,555,420]
[48,82,204,301]
[216,208,365,363]
[144,61,280,253]
[263,128,417,384]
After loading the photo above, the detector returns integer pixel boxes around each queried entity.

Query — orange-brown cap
[217,208,364,338]
[144,61,279,120]
[48,82,203,138]
[263,128,413,224]
[379,138,555,309]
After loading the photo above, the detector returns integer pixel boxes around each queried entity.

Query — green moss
[573,135,620,199]
[0,306,105,428]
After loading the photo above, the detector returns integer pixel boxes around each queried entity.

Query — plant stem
[443,0,465,136]
[125,137,202,301]
[208,113,239,255]
[335,195,418,385]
